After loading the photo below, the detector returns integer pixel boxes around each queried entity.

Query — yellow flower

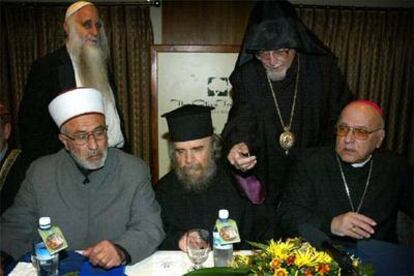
[313,251,333,264]
[274,267,288,276]
[266,239,297,260]
[231,238,362,275]
[231,254,254,269]
[294,248,318,267]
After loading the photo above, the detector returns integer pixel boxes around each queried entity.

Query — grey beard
[175,160,217,193]
[77,47,112,102]
[266,68,287,82]
[66,25,112,102]
[69,148,108,170]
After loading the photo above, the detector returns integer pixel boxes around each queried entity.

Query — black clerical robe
[222,54,353,205]
[0,148,31,214]
[155,162,253,250]
[279,146,413,243]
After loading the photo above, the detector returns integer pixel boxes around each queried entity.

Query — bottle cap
[218,209,229,219]
[39,217,51,229]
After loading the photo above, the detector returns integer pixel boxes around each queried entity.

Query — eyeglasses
[336,125,383,140]
[257,49,290,61]
[61,126,108,145]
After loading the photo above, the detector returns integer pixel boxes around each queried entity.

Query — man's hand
[227,142,257,172]
[331,212,377,239]
[178,233,188,252]
[83,240,125,269]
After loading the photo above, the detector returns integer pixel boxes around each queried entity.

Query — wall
[153,0,411,45]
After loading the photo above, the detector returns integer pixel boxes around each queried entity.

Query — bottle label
[38,226,68,255]
[214,219,240,245]
[213,232,233,249]
[35,242,54,261]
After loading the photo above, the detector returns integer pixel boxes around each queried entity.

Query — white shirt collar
[351,155,372,168]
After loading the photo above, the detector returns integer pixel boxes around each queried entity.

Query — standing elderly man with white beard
[18,1,125,163]
[1,88,164,273]
[221,0,353,241]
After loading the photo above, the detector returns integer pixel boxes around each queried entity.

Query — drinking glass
[186,229,211,271]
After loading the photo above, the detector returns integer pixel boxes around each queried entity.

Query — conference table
[8,240,413,275]
[9,250,240,275]
[125,241,414,275]
[126,250,226,275]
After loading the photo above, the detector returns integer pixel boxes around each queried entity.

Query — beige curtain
[100,6,154,161]
[0,3,153,162]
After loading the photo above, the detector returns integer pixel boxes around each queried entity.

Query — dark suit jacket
[18,46,125,162]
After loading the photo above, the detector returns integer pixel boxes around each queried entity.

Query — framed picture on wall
[150,45,240,181]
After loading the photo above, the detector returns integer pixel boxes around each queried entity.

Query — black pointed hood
[236,0,330,67]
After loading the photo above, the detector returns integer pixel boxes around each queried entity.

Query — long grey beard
[78,47,112,102]
[175,160,217,193]
[67,26,112,102]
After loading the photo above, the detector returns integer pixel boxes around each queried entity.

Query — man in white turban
[1,88,164,272]
[18,1,125,163]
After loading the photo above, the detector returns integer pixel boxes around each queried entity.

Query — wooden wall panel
[162,0,254,45]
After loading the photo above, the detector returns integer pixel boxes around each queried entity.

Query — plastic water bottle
[34,217,59,276]
[213,209,233,267]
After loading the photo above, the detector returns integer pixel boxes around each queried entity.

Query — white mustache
[88,150,100,157]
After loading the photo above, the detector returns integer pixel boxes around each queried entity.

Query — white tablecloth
[125,250,214,275]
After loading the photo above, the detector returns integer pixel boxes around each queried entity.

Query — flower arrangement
[185,238,374,276]
[231,238,373,276]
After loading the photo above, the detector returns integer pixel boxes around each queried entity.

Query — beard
[70,147,108,170]
[175,157,217,193]
[266,67,287,81]
[66,23,112,102]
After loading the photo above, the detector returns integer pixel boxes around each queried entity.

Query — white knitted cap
[65,1,94,20]
[48,88,104,128]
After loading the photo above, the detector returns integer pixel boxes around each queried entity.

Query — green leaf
[184,267,251,275]
[246,241,268,250]
[64,272,79,276]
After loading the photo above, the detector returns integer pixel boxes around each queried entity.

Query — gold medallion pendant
[279,130,295,151]
[266,54,300,156]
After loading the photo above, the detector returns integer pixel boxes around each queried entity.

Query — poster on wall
[151,45,240,180]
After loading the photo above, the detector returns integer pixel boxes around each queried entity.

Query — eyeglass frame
[336,124,383,140]
[256,48,291,61]
[61,125,108,145]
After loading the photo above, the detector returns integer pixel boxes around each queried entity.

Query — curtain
[0,3,153,162]
[100,6,153,162]
[297,6,413,163]
[0,2,412,243]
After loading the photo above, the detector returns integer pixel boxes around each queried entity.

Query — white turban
[48,88,104,128]
[65,1,94,20]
